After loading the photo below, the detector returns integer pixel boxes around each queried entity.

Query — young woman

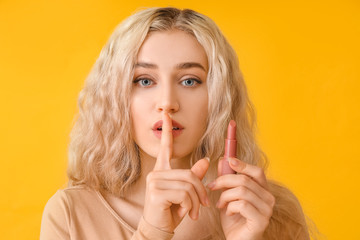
[40,7,312,240]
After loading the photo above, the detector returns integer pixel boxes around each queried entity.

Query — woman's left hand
[207,157,276,240]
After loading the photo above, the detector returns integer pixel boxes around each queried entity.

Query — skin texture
[131,29,210,230]
[131,29,209,161]
[124,29,211,239]
[108,29,276,239]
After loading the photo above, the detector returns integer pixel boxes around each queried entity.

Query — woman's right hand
[143,112,210,233]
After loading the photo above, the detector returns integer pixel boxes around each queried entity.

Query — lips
[152,120,184,139]
[152,120,184,130]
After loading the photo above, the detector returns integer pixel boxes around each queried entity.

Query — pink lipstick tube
[221,120,237,175]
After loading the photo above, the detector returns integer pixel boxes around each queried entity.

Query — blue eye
[181,78,201,87]
[134,78,153,87]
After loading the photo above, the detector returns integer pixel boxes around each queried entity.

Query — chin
[144,147,193,162]
[138,139,197,162]
[171,152,191,161]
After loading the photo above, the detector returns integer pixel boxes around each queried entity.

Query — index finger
[153,111,173,170]
[227,157,268,189]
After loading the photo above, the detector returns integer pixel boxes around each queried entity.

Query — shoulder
[42,185,90,214]
[40,185,101,239]
[44,185,93,207]
[58,185,99,200]
[43,185,100,215]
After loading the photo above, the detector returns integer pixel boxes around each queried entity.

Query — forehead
[136,30,208,70]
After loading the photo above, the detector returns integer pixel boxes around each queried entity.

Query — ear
[191,158,210,180]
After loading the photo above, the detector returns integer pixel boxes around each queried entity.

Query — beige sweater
[40,185,310,239]
[40,185,212,240]
[40,185,177,240]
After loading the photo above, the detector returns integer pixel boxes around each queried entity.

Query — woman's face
[130,29,208,161]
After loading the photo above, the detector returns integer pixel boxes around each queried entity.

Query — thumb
[191,158,210,180]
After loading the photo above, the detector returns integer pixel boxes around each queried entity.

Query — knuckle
[238,185,248,195]
[226,204,234,215]
[183,196,192,209]
[269,195,276,207]
[179,190,188,199]
[225,208,231,216]
[214,177,222,186]
[254,167,264,179]
[185,170,193,179]
[189,172,198,182]
[147,180,157,190]
[239,175,250,185]
[264,205,273,218]
[148,190,159,203]
[193,198,200,208]
[184,182,193,192]
[228,201,236,210]
[183,205,191,212]
[238,199,248,209]
[218,193,226,203]
[146,172,154,182]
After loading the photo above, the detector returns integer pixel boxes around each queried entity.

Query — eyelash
[181,78,202,87]
[133,78,202,88]
[133,78,154,87]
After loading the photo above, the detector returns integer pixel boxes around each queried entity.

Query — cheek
[131,90,154,120]
[130,96,149,139]
[130,93,159,158]
[181,90,208,141]
[183,90,208,120]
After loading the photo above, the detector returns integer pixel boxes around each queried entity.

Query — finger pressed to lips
[151,112,210,220]
[154,111,173,170]
[160,112,173,155]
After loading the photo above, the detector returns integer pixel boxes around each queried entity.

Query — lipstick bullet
[221,120,237,175]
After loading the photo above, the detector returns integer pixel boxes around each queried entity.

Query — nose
[156,83,179,113]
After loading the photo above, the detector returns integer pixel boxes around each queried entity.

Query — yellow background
[1,0,359,239]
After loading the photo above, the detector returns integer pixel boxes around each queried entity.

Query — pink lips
[152,120,184,139]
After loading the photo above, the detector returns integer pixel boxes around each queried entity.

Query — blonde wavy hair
[67,7,318,239]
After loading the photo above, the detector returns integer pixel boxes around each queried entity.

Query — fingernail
[205,157,210,162]
[230,158,239,166]
[207,181,216,189]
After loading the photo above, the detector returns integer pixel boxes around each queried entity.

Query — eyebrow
[135,61,207,72]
